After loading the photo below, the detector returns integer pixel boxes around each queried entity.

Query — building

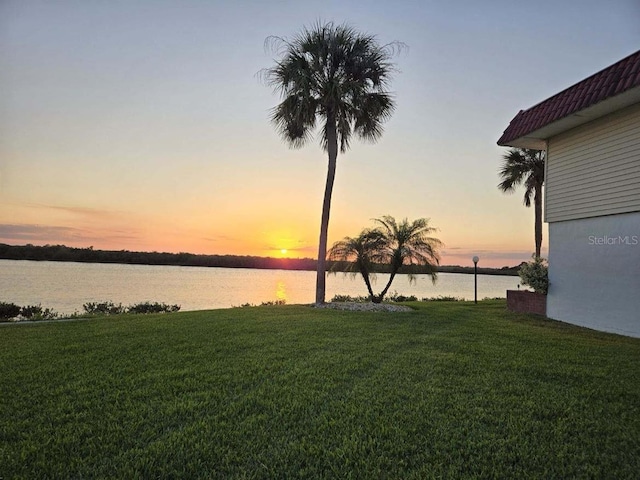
[498,50,640,337]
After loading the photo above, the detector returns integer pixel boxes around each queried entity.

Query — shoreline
[0,244,520,276]
[0,256,519,277]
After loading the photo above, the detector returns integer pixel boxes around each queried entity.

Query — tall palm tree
[498,148,546,258]
[373,216,442,303]
[327,229,387,302]
[262,22,400,304]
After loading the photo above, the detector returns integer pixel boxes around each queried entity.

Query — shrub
[83,301,125,315]
[0,302,21,321]
[127,302,181,314]
[259,300,286,307]
[421,296,464,302]
[387,292,418,302]
[20,304,58,321]
[330,294,369,303]
[236,300,286,308]
[518,256,549,294]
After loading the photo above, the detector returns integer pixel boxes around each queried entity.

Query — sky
[1,0,639,267]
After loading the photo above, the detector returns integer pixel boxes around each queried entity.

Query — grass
[1,300,639,479]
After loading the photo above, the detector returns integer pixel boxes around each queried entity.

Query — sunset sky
[1,0,639,267]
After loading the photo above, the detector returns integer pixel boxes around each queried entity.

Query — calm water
[1,260,520,315]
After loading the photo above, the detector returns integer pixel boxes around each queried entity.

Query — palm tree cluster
[328,216,443,303]
[262,21,402,304]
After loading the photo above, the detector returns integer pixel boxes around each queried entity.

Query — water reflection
[275,280,287,302]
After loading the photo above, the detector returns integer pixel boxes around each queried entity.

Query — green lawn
[1,300,639,479]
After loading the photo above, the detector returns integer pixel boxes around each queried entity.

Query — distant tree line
[0,244,317,271]
[0,243,519,276]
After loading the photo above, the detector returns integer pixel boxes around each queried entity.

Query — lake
[1,260,521,315]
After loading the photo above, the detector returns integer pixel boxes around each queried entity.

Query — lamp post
[472,256,479,304]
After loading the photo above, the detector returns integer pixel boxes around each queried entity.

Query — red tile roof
[498,50,640,146]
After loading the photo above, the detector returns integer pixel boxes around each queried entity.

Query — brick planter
[507,290,547,316]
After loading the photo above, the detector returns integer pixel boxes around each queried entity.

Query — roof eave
[500,136,547,150]
[498,86,640,149]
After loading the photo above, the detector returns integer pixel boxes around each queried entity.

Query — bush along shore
[0,300,180,322]
[2,293,508,321]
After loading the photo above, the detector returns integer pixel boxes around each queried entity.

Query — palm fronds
[261,21,401,152]
[498,148,546,256]
[498,148,545,207]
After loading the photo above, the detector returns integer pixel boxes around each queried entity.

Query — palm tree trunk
[315,114,338,305]
[359,269,376,302]
[375,271,397,303]
[534,183,542,258]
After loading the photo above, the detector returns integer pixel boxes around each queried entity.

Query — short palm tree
[373,216,443,303]
[262,22,400,304]
[498,148,546,258]
[328,229,387,302]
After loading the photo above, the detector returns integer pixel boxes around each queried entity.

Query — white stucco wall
[547,211,640,337]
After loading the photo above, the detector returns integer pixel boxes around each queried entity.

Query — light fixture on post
[472,256,479,304]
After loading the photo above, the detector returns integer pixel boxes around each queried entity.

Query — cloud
[23,203,123,220]
[440,247,549,268]
[443,249,537,260]
[203,235,239,242]
[264,240,318,255]
[0,223,138,245]
[266,243,316,254]
[0,224,80,241]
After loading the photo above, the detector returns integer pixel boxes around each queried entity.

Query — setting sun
[280,249,288,255]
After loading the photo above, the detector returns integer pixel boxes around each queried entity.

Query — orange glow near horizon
[0,216,546,268]
[0,202,546,268]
